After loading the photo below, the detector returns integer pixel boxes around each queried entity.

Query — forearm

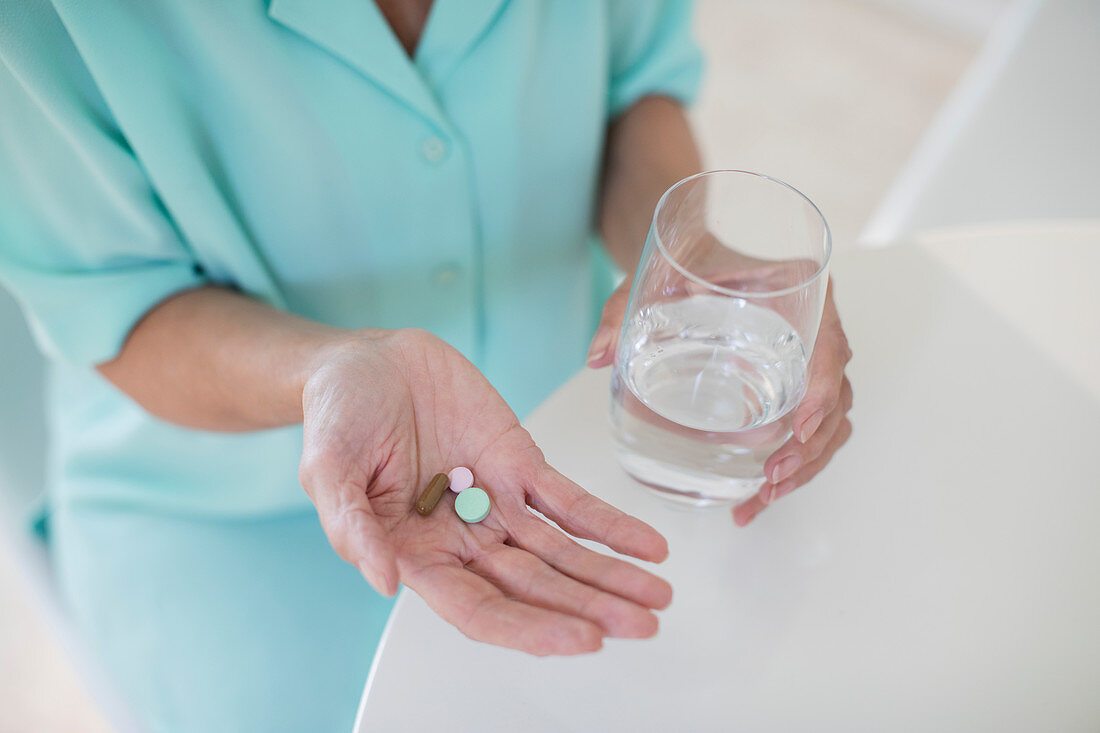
[97,286,356,431]
[598,96,702,274]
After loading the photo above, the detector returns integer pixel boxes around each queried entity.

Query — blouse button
[421,136,448,164]
[432,261,462,286]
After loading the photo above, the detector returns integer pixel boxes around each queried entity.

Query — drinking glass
[610,170,831,507]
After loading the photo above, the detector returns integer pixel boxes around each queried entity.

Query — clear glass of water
[610,170,831,507]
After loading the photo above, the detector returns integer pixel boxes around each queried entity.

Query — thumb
[587,278,632,368]
[317,492,400,597]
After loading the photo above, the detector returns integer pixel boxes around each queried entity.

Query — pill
[448,466,474,493]
[415,473,450,516]
[455,486,491,523]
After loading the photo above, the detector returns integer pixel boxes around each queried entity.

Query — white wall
[856,0,1012,38]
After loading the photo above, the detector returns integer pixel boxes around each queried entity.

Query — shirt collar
[414,0,510,87]
[268,0,509,128]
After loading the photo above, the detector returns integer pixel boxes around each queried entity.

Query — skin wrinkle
[515,516,570,566]
[405,395,424,499]
[572,580,603,623]
[466,552,520,600]
[458,586,501,637]
[532,486,636,556]
[521,494,558,531]
[423,348,446,471]
[302,390,354,484]
[339,506,381,561]
[397,548,453,592]
[365,432,397,491]
[480,504,517,551]
[519,553,546,600]
[510,513,665,608]
[447,503,505,562]
[462,505,653,638]
[469,421,519,479]
[479,513,512,550]
[443,353,487,462]
[471,547,637,636]
[600,503,635,550]
[568,493,609,539]
[534,526,589,577]
[525,493,578,542]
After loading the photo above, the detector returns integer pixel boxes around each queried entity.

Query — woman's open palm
[299,329,672,656]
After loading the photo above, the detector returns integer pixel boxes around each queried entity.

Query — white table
[356,227,1100,732]
[861,0,1100,245]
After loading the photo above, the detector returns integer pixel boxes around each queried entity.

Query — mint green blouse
[0,0,701,516]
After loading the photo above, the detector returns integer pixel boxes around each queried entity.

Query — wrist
[297,327,415,418]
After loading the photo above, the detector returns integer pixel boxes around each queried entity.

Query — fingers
[776,417,853,499]
[525,467,669,563]
[299,449,399,596]
[794,284,853,443]
[509,512,672,610]
[408,562,604,656]
[731,494,767,528]
[319,494,399,597]
[742,283,853,528]
[586,279,631,368]
[733,418,853,527]
[763,376,852,483]
[467,544,659,639]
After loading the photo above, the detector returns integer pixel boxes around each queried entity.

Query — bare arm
[96,286,351,431]
[587,95,701,365]
[598,95,702,273]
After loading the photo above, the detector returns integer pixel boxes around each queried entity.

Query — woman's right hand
[299,328,673,656]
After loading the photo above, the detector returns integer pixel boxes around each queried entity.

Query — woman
[0,0,853,730]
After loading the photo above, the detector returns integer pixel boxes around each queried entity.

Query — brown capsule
[415,473,450,516]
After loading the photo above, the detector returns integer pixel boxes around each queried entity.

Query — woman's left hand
[586,277,853,527]
[730,280,853,525]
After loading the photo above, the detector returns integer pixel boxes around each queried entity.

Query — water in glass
[611,293,807,506]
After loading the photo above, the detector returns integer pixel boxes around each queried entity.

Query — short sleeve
[0,1,205,366]
[606,0,704,118]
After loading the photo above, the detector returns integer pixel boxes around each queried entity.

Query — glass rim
[652,169,833,299]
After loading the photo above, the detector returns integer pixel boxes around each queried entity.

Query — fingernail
[733,501,759,525]
[799,411,825,443]
[773,479,797,500]
[586,332,607,363]
[771,455,802,483]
